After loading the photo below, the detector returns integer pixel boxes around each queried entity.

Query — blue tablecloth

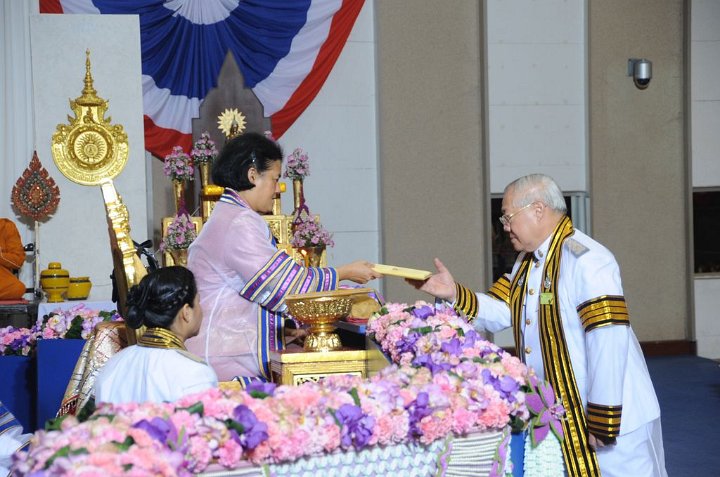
[0,355,33,432]
[35,339,85,429]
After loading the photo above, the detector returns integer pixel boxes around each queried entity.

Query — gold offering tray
[285,288,375,352]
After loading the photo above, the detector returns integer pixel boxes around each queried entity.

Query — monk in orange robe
[0,219,26,300]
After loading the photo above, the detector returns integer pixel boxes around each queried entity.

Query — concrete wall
[588,0,689,340]
[375,1,489,303]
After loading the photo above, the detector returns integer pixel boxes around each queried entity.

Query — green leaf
[249,390,270,400]
[115,436,135,451]
[64,315,84,339]
[178,402,204,416]
[411,326,434,335]
[328,407,341,427]
[348,387,361,407]
[45,446,89,468]
[45,415,70,431]
[225,418,245,435]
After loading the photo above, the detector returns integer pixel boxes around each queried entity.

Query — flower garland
[163,146,194,182]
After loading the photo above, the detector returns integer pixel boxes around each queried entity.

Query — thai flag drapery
[39,0,365,158]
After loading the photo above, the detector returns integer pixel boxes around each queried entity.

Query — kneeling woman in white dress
[95,266,218,404]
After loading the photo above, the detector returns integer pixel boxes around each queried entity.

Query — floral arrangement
[190,131,218,164]
[290,214,334,248]
[368,302,566,476]
[163,146,194,182]
[11,302,563,477]
[36,304,122,340]
[283,147,310,180]
[160,211,197,252]
[0,305,121,356]
[0,326,36,356]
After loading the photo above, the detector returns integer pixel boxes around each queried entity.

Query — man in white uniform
[415,174,667,477]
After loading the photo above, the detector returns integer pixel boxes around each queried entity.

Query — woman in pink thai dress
[186,132,379,383]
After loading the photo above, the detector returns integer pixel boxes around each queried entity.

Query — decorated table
[11,301,565,476]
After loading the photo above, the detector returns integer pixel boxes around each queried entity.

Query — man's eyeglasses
[499,202,535,227]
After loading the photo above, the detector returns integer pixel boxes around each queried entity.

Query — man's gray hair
[505,174,567,213]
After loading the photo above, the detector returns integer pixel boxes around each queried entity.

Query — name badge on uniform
[540,293,554,305]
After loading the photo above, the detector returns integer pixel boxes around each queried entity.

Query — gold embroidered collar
[137,327,186,351]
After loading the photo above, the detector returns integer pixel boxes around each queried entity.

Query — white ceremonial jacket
[473,229,660,436]
[94,345,218,404]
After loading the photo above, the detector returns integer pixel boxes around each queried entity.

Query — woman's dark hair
[212,132,283,191]
[124,266,197,330]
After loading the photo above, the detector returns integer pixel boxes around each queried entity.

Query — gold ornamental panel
[52,50,129,186]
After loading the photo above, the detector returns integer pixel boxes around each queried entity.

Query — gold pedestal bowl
[284,290,355,352]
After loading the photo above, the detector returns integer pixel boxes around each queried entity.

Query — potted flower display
[290,214,334,267]
[190,131,218,189]
[163,146,194,213]
[160,211,197,266]
[283,147,310,217]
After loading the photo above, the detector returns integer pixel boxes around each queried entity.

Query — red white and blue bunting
[39,0,365,158]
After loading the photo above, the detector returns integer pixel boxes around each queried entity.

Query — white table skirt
[200,428,506,477]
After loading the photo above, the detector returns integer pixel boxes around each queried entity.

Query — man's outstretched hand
[406,258,456,302]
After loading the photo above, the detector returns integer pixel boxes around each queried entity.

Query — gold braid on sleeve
[454,282,479,320]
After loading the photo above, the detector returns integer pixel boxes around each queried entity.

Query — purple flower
[396,332,420,354]
[463,329,479,348]
[440,337,463,357]
[526,380,565,446]
[132,417,182,449]
[229,404,268,450]
[482,369,520,402]
[412,353,452,375]
[335,404,375,449]
[246,381,276,398]
[411,305,435,320]
[406,392,431,438]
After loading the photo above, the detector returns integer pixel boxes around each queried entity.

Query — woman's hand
[406,258,456,301]
[337,261,381,284]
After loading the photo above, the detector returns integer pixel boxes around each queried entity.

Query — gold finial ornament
[51,49,129,185]
[217,108,247,139]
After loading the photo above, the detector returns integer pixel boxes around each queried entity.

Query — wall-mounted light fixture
[627,58,652,90]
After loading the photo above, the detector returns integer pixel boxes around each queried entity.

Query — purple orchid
[412,353,452,374]
[462,329,479,348]
[440,337,463,357]
[132,417,185,450]
[229,404,269,450]
[482,369,521,402]
[411,305,435,320]
[406,392,432,438]
[246,381,276,398]
[396,331,420,354]
[526,379,565,446]
[335,404,375,449]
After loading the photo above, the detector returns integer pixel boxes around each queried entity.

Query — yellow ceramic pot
[40,262,70,303]
[67,276,92,300]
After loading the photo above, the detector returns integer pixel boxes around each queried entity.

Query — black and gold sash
[509,216,601,476]
[137,327,186,350]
